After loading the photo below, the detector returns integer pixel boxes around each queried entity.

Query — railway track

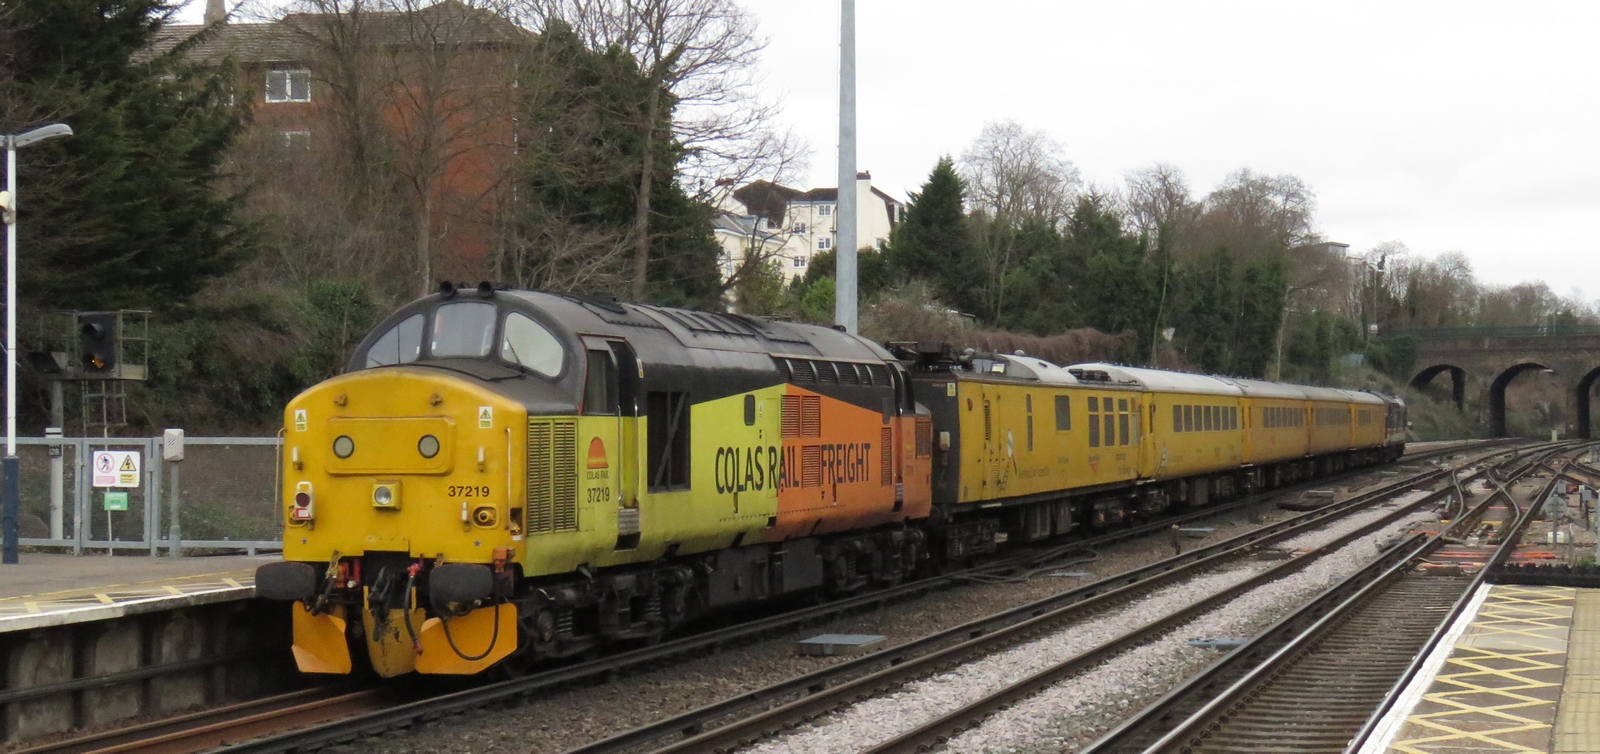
[1078,443,1580,754]
[572,444,1522,754]
[19,440,1498,754]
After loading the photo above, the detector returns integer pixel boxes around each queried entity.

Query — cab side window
[583,350,616,414]
[364,314,423,368]
[501,313,566,377]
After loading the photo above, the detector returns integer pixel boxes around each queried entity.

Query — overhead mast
[834,0,858,334]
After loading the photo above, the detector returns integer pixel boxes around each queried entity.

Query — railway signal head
[77,312,118,373]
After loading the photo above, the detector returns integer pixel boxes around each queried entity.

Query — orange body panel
[765,387,924,540]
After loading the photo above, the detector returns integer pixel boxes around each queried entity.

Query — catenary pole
[834,0,858,334]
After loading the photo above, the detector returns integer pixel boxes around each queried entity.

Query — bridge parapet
[1404,328,1600,438]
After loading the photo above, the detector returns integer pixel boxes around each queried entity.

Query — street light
[3,122,73,565]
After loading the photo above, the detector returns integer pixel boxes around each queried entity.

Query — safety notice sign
[92,450,141,488]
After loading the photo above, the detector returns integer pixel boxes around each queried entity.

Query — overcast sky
[178,1,1599,303]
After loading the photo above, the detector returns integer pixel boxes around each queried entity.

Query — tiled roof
[141,0,528,66]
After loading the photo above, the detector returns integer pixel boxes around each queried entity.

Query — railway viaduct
[1406,326,1600,438]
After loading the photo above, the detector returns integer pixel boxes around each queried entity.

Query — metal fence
[17,435,282,556]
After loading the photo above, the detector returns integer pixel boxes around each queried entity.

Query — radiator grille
[552,421,577,531]
[915,417,933,458]
[527,419,578,534]
[800,395,822,437]
[801,445,822,488]
[781,395,801,438]
[880,427,893,485]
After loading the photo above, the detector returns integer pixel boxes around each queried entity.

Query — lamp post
[2,123,73,565]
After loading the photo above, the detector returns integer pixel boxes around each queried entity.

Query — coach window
[1173,405,1182,432]
[1088,397,1100,447]
[1055,395,1071,432]
[500,312,565,377]
[365,314,423,368]
[1183,404,1194,433]
[1117,399,1130,445]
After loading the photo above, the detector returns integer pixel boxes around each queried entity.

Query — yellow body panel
[518,388,783,578]
[415,604,519,674]
[290,604,352,674]
[952,381,1142,503]
[1145,395,1245,480]
[282,368,525,566]
[1242,399,1311,465]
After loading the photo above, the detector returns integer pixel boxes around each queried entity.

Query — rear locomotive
[256,285,933,677]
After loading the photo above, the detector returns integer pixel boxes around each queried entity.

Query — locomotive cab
[258,287,592,676]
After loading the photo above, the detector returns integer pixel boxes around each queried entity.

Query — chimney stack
[205,0,227,25]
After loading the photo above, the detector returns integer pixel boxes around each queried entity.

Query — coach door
[583,337,642,550]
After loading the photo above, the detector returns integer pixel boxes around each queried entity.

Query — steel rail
[1127,443,1577,754]
[1076,443,1574,754]
[1340,453,1577,753]
[854,448,1542,754]
[36,441,1489,754]
[627,448,1512,754]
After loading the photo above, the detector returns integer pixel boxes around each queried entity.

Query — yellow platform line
[1387,584,1574,753]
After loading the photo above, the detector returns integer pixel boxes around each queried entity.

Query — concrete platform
[0,553,268,633]
[1358,583,1600,753]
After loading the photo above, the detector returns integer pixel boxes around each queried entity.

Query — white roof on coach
[1067,363,1244,397]
[1220,377,1309,400]
[1337,389,1387,405]
[1300,386,1354,402]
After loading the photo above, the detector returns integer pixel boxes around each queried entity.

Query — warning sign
[478,406,493,428]
[92,450,141,488]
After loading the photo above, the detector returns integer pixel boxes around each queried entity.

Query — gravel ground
[744,504,1442,754]
[322,470,1435,754]
[950,508,1442,754]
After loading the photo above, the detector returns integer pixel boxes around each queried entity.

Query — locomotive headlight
[372,482,399,509]
[418,434,440,459]
[333,435,355,458]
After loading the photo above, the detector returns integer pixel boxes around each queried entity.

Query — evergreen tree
[0,0,252,308]
[507,20,722,308]
[884,157,971,305]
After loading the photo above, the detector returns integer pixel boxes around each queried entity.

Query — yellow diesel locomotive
[254,288,1405,677]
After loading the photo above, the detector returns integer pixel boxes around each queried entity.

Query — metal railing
[1392,324,1600,340]
[15,435,282,556]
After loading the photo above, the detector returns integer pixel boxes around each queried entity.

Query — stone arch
[1579,365,1600,440]
[1410,364,1466,411]
[1489,362,1551,437]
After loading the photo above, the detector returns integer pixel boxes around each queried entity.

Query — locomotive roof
[1067,363,1244,396]
[506,290,893,364]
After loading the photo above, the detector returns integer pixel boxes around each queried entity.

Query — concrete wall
[0,598,296,744]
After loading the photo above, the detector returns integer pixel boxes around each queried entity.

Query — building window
[266,68,311,103]
[792,256,806,268]
[280,130,311,150]
[818,204,832,217]
[818,237,832,251]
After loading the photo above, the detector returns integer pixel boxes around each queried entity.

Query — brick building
[149,0,527,287]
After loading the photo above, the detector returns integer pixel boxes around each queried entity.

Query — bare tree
[958,120,1080,224]
[275,0,528,295]
[1124,163,1199,362]
[516,0,806,300]
[957,120,1080,323]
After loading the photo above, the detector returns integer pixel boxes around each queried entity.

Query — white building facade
[715,171,905,286]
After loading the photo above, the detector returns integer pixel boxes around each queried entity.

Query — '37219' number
[448,485,490,497]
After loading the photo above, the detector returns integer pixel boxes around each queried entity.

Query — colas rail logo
[586,437,609,480]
